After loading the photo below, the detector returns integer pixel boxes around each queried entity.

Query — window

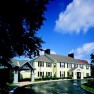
[60,62,65,68]
[38,72,44,77]
[74,64,78,68]
[46,72,52,76]
[67,72,70,77]
[38,61,44,67]
[67,63,72,68]
[67,72,72,77]
[54,64,56,67]
[46,62,52,67]
[86,65,89,69]
[48,72,51,76]
[86,73,89,77]
[80,64,83,69]
[60,71,65,77]
[40,72,42,76]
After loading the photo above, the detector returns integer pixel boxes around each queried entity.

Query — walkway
[13,80,88,94]
[15,79,63,86]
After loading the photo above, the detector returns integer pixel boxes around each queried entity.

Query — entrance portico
[13,61,35,83]
[68,67,83,79]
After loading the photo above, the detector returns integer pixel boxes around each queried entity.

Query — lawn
[81,84,94,93]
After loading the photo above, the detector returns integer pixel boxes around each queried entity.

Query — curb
[81,85,94,94]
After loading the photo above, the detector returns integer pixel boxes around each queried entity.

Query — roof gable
[11,59,34,70]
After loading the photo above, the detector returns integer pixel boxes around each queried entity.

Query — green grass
[6,83,18,91]
[81,84,94,93]
[7,83,17,87]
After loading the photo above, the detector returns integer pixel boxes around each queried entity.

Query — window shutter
[46,62,47,67]
[67,63,68,68]
[38,72,39,77]
[43,72,44,77]
[46,72,47,76]
[38,62,39,67]
[43,62,44,67]
[60,62,61,68]
[64,71,65,77]
[64,63,65,68]
[72,72,73,77]
[60,71,61,77]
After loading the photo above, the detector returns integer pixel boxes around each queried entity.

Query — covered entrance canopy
[11,59,35,83]
[68,67,82,79]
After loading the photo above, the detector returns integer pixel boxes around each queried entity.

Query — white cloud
[40,50,56,55]
[69,42,94,60]
[50,51,56,54]
[54,0,94,34]
[39,50,44,55]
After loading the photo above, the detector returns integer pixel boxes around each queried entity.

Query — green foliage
[84,76,92,79]
[81,79,94,93]
[64,77,72,79]
[90,53,94,77]
[0,0,53,67]
[0,69,14,88]
[35,78,42,81]
[91,54,94,63]
[35,76,70,81]
[81,84,94,93]
[7,70,14,83]
[87,79,94,88]
[0,0,53,87]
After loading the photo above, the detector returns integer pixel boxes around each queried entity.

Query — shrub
[7,70,14,83]
[84,76,92,79]
[35,78,42,81]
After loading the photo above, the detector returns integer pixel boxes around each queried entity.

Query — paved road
[14,80,88,94]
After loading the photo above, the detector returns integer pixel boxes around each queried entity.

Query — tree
[0,0,53,67]
[90,53,94,77]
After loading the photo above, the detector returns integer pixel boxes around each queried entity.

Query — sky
[14,0,94,63]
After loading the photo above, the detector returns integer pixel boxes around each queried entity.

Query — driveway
[14,80,88,94]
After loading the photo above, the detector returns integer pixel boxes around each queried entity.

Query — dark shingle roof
[33,55,52,62]
[49,54,80,63]
[33,54,89,64]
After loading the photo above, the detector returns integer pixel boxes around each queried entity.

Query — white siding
[33,61,91,79]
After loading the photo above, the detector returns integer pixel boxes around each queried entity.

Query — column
[31,70,35,82]
[13,70,18,83]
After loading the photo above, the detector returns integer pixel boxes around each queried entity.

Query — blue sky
[14,0,94,63]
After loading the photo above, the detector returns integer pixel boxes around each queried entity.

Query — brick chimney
[45,49,50,54]
[68,53,74,58]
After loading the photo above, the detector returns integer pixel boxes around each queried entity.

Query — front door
[77,72,81,79]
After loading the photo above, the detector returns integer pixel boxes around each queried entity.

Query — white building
[32,51,91,79]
